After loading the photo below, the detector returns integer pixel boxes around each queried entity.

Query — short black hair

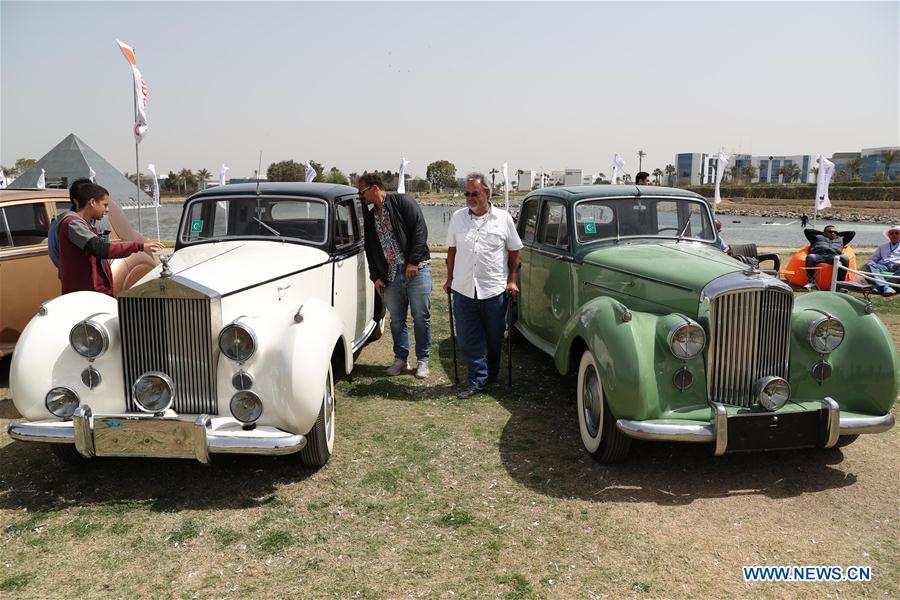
[357,172,385,190]
[636,171,650,184]
[72,182,109,209]
[824,225,837,232]
[69,178,92,207]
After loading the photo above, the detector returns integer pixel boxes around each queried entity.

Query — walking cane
[506,291,517,387]
[447,290,459,384]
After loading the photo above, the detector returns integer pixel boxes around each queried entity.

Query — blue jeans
[382,264,432,362]
[452,290,507,390]
[863,263,900,292]
[806,253,849,282]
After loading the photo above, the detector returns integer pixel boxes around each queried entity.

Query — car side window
[537,201,569,249]
[2,203,50,247]
[353,197,365,242]
[519,198,539,243]
[334,199,356,249]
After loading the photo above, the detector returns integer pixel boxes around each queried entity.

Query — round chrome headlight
[808,317,844,354]
[45,387,80,419]
[668,322,706,360]
[230,391,263,424]
[755,376,790,411]
[69,319,109,359]
[218,323,256,363]
[132,372,175,413]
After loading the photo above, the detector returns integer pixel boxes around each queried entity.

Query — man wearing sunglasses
[862,224,900,296]
[443,172,523,399]
[358,172,433,378]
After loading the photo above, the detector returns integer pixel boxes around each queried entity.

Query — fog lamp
[133,372,175,413]
[755,376,790,411]
[45,387,80,419]
[812,361,833,383]
[808,317,844,354]
[673,367,694,391]
[668,322,706,360]
[230,391,263,424]
[69,319,109,359]
[219,323,257,363]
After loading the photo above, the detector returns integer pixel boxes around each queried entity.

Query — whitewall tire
[576,350,630,463]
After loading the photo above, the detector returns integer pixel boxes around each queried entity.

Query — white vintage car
[7,183,383,467]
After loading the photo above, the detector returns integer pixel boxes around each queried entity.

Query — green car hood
[579,242,747,316]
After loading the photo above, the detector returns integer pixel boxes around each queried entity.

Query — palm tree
[197,168,211,190]
[880,150,899,180]
[652,168,663,185]
[846,158,864,181]
[777,163,801,183]
[742,164,758,184]
[664,164,676,186]
[810,166,819,180]
[637,150,646,172]
[727,164,740,183]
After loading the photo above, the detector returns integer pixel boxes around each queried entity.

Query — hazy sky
[2,1,897,180]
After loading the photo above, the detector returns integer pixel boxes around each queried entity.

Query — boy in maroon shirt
[58,182,163,295]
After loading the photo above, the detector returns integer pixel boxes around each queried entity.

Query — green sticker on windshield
[190,219,204,232]
[584,222,597,234]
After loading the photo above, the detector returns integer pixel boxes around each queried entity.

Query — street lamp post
[638,150,646,172]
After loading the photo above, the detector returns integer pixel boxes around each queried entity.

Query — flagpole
[132,82,142,234]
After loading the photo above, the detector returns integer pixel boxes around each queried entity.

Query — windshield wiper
[675,219,691,243]
[251,217,281,237]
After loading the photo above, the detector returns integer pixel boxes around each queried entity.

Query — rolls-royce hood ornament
[159,253,173,279]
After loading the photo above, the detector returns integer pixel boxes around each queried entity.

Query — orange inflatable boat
[783,246,857,289]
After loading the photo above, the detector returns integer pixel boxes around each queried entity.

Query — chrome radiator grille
[119,297,218,414]
[706,288,793,408]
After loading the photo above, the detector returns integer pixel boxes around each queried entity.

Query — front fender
[790,292,899,414]
[10,292,126,421]
[216,298,349,435]
[555,296,708,420]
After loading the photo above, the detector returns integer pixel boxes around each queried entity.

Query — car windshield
[179,196,328,245]
[574,197,715,244]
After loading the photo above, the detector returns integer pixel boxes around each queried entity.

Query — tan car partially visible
[0,189,154,357]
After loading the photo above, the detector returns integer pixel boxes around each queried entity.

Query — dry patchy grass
[1,263,898,599]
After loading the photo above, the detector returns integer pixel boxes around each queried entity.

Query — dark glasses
[463,192,482,198]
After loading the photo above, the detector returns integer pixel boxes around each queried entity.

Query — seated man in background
[714,219,730,254]
[803,225,855,290]
[862,224,900,296]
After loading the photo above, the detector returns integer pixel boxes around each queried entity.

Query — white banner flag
[89,166,97,182]
[714,152,730,205]
[0,169,6,189]
[305,161,316,183]
[611,154,625,184]
[815,155,835,211]
[397,157,409,193]
[116,39,149,144]
[219,163,230,186]
[501,161,510,211]
[37,169,46,189]
[147,164,161,208]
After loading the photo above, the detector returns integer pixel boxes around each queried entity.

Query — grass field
[1,260,898,598]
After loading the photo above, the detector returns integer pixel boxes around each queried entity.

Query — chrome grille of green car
[706,288,793,408]
[118,296,219,415]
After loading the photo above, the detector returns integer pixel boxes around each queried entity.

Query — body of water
[124,203,894,249]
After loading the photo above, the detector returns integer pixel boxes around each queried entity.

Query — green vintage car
[514,185,898,462]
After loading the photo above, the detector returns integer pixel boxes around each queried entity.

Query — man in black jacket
[803,225,855,290]
[358,172,433,378]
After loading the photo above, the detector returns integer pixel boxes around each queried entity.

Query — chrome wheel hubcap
[582,366,602,438]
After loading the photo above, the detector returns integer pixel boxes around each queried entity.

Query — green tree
[727,164,740,183]
[407,178,431,193]
[426,160,457,192]
[778,163,801,183]
[846,158,864,181]
[178,168,198,192]
[664,164,676,186]
[880,150,899,180]
[267,160,305,182]
[741,164,758,183]
[652,168,663,185]
[326,167,349,185]
[14,158,36,177]
[165,170,179,192]
[197,168,211,190]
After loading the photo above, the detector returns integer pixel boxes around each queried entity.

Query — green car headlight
[69,319,109,359]
[218,323,257,363]
[668,322,706,360]
[808,317,844,354]
[45,387,80,419]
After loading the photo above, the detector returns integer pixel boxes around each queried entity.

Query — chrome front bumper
[6,405,307,463]
[616,398,895,455]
